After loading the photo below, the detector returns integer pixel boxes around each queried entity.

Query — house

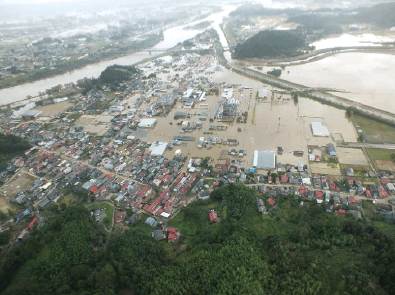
[268,198,276,206]
[209,210,218,222]
[145,217,157,227]
[348,196,356,203]
[167,228,178,242]
[115,211,126,223]
[326,143,336,157]
[345,168,354,176]
[335,209,347,215]
[152,229,165,241]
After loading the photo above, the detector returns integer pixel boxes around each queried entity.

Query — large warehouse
[138,118,157,128]
[253,151,276,170]
[311,122,330,137]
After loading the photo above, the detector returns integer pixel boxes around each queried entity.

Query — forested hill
[0,134,31,171]
[1,184,395,294]
[232,30,309,59]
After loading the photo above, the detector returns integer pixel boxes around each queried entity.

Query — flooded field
[312,33,395,50]
[253,52,395,113]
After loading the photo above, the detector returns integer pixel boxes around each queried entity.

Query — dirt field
[310,162,342,175]
[375,160,395,172]
[0,172,36,212]
[336,147,370,166]
[35,101,73,117]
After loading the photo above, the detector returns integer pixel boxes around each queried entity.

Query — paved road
[337,142,395,149]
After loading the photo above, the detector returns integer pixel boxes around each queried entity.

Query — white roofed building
[311,122,330,137]
[253,151,276,169]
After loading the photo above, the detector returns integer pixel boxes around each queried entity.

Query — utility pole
[277,116,282,133]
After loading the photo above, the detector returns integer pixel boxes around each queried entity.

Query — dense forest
[77,64,141,95]
[1,184,395,294]
[0,134,31,171]
[232,30,309,59]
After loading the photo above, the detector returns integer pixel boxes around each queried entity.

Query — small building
[209,210,218,222]
[152,229,165,241]
[326,143,336,157]
[167,228,178,242]
[345,168,354,176]
[268,198,276,206]
[174,111,187,120]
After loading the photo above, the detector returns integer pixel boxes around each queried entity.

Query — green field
[88,202,114,228]
[67,113,83,121]
[366,148,393,161]
[352,114,395,143]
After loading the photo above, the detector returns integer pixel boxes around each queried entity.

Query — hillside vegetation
[232,30,308,59]
[0,134,31,171]
[1,184,395,294]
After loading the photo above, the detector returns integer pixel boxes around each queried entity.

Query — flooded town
[1,0,395,294]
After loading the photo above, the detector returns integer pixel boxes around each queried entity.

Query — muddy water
[255,52,395,113]
[312,33,395,50]
[133,62,358,169]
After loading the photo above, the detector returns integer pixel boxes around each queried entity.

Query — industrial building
[149,142,168,156]
[253,151,276,170]
[311,122,330,137]
[258,88,269,99]
[138,118,157,128]
[109,105,124,112]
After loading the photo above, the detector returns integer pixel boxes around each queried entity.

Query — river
[0,5,236,107]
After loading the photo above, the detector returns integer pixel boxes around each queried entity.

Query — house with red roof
[335,209,346,215]
[137,186,151,198]
[114,211,126,223]
[209,210,218,222]
[348,196,356,203]
[168,228,178,242]
[315,191,323,199]
[268,198,276,206]
[365,190,372,198]
[299,186,308,196]
[90,186,99,195]
[26,217,38,231]
[381,178,390,185]
[281,174,288,183]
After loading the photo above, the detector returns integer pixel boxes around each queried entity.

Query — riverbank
[233,46,395,67]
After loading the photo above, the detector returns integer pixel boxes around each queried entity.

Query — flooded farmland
[252,52,395,113]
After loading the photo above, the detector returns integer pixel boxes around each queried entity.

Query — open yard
[35,101,73,117]
[0,172,36,213]
[366,148,395,171]
[336,147,370,166]
[339,164,371,178]
[352,115,395,144]
[88,202,114,228]
[310,162,342,175]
